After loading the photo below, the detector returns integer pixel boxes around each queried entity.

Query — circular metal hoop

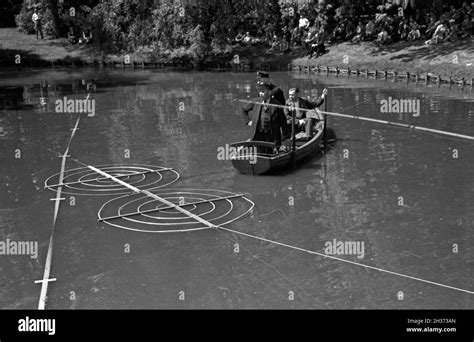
[44,164,180,196]
[98,188,255,233]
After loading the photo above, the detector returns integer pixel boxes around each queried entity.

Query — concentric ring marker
[44,164,180,196]
[98,189,254,233]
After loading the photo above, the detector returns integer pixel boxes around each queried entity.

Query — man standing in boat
[284,87,328,139]
[242,83,288,153]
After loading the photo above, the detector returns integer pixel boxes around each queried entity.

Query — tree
[0,0,22,27]
[46,0,61,37]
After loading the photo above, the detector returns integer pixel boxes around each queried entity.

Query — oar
[236,99,474,141]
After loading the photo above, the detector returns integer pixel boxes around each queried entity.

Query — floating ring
[44,164,180,196]
[97,188,255,233]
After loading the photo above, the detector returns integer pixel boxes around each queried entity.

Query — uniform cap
[256,71,270,78]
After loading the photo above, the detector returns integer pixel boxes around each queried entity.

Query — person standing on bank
[242,83,289,154]
[32,8,44,40]
[284,87,328,139]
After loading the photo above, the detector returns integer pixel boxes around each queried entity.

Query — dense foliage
[0,0,22,27]
[14,0,288,59]
[12,0,466,61]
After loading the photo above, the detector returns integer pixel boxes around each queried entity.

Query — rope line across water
[218,226,474,295]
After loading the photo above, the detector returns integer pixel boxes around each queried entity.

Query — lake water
[0,68,473,309]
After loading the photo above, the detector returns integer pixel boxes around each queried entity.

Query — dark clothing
[266,83,286,105]
[308,32,325,58]
[68,30,77,44]
[253,130,273,150]
[242,98,289,148]
[242,99,258,126]
[241,83,286,139]
[245,84,285,112]
[34,20,43,40]
[260,105,272,131]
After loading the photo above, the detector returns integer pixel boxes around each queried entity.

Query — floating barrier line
[214,227,331,309]
[289,65,474,87]
[236,99,474,141]
[218,226,474,295]
[38,116,81,310]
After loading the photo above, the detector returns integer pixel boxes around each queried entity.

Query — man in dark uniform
[241,71,288,140]
[242,83,289,153]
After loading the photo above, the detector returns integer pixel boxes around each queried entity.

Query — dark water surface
[0,69,473,309]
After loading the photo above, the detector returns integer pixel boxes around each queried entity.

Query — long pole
[38,116,81,310]
[323,94,328,150]
[236,99,474,141]
[292,105,296,169]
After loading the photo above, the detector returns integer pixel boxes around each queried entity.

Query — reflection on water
[0,69,473,309]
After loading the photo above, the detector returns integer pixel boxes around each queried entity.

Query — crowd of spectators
[232,1,474,58]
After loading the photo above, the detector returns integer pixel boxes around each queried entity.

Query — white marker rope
[218,226,474,295]
[38,116,81,310]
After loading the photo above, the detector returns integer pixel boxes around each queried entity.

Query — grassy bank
[0,28,297,69]
[292,39,474,80]
[2,27,474,80]
[0,28,103,67]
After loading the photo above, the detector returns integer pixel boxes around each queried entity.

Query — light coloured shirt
[32,13,39,22]
[286,98,305,119]
[288,100,301,118]
[299,18,309,29]
[434,24,446,37]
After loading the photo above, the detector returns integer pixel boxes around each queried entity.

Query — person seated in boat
[284,87,327,139]
[241,83,289,154]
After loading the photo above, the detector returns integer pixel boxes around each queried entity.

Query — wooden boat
[230,111,325,175]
